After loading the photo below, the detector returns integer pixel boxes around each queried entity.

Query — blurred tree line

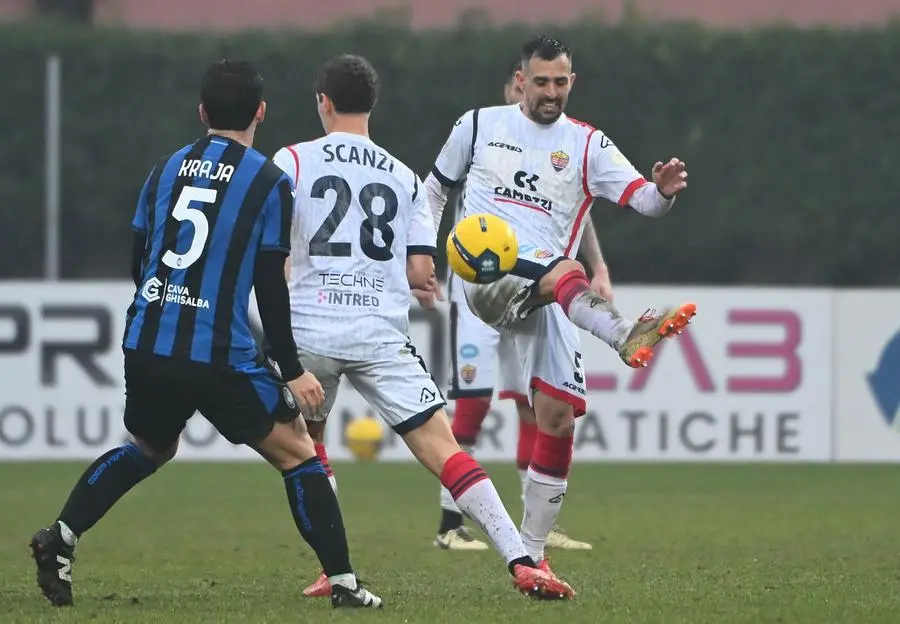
[0,21,897,285]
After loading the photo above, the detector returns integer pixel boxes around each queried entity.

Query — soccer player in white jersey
[273,54,575,601]
[435,59,597,552]
[423,35,696,575]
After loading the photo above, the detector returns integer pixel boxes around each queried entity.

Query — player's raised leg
[530,258,695,368]
[352,349,575,600]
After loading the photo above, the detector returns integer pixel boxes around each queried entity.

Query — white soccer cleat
[546,526,593,550]
[433,527,489,550]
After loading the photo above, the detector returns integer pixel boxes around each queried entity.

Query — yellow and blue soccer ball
[344,415,384,461]
[446,213,518,283]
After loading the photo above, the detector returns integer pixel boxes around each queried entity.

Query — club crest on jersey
[550,150,570,172]
[461,364,477,384]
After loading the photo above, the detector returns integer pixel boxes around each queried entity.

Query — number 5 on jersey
[162,185,217,269]
[309,175,398,261]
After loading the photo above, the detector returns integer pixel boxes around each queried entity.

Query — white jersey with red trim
[432,104,647,258]
[273,132,436,361]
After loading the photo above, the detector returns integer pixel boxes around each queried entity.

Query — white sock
[453,478,529,565]
[520,467,567,563]
[440,485,462,515]
[439,443,473,517]
[57,520,78,546]
[518,468,527,503]
[564,290,633,349]
[328,474,337,493]
[328,572,357,591]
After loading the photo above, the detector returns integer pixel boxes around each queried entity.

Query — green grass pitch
[1,461,898,623]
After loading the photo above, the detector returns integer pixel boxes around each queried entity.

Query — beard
[527,97,564,124]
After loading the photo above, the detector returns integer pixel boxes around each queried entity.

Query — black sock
[508,555,537,575]
[283,457,352,578]
[438,509,465,534]
[58,443,158,537]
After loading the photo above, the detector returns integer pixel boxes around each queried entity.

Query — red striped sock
[440,451,488,499]
[529,430,574,479]
[439,451,530,565]
[553,270,591,314]
[314,443,333,478]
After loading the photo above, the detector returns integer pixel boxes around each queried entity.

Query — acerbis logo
[487,141,523,153]
[868,330,900,428]
[141,277,162,303]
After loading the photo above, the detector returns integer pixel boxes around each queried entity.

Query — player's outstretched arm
[586,132,687,217]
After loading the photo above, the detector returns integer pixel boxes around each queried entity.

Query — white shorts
[447,271,501,399]
[462,249,586,415]
[297,343,446,435]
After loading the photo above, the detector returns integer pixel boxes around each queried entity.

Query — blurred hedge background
[1,21,896,284]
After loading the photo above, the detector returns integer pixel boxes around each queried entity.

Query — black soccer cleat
[331,582,384,609]
[29,524,75,607]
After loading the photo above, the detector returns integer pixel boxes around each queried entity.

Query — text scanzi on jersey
[322,143,395,172]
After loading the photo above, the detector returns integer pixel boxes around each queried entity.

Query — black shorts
[123,349,299,453]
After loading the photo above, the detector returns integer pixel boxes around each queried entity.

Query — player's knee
[538,259,585,299]
[539,414,575,438]
[133,436,179,467]
[533,394,576,437]
[255,421,317,471]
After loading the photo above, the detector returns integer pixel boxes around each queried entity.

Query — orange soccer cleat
[512,562,576,600]
[302,571,331,598]
[618,302,697,368]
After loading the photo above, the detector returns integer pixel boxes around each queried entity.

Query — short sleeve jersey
[432,104,648,257]
[274,132,436,360]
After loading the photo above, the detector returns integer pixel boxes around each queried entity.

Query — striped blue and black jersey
[123,135,293,369]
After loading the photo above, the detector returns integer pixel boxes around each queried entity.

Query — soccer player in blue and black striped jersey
[29,60,382,610]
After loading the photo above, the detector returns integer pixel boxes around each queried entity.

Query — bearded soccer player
[424,35,696,573]
[434,59,600,552]
[274,54,574,600]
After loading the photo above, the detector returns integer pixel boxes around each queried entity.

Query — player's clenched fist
[652,158,688,198]
[287,371,325,414]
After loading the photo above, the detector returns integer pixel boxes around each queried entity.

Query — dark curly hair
[313,54,379,114]
[521,35,572,65]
